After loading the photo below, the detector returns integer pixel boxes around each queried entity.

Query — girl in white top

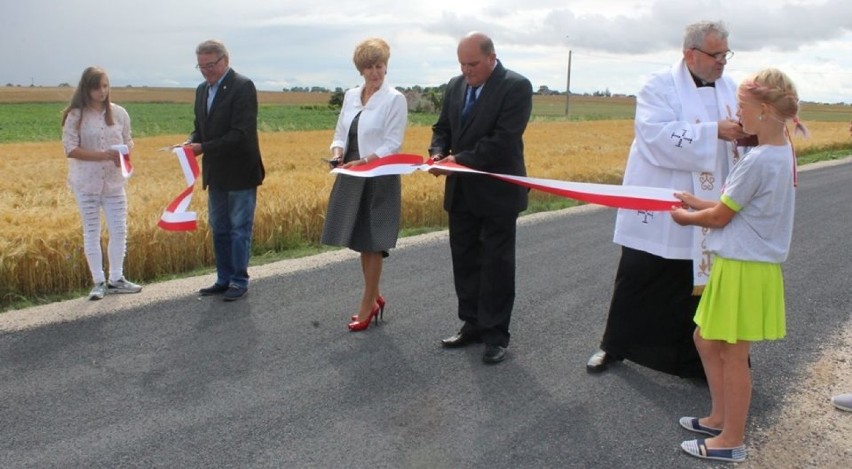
[670,68,805,463]
[61,66,142,300]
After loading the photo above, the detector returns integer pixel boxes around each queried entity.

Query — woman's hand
[341,154,375,169]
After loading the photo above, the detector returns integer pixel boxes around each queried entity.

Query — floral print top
[62,103,133,194]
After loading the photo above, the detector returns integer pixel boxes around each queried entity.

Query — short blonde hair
[353,38,390,72]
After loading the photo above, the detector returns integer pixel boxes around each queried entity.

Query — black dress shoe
[482,345,507,364]
[586,350,619,372]
[223,285,247,302]
[441,331,482,348]
[199,283,229,296]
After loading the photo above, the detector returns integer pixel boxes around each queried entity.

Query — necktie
[206,84,215,114]
[461,85,479,120]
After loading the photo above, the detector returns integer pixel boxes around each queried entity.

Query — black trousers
[600,246,704,378]
[448,208,518,347]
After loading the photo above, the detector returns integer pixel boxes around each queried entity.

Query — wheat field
[1,118,848,306]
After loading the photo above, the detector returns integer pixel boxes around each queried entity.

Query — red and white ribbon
[331,154,679,212]
[111,144,133,178]
[158,146,200,231]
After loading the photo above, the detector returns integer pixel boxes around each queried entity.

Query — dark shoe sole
[482,346,507,364]
[199,285,229,296]
[223,289,247,301]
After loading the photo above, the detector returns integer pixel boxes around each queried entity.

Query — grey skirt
[321,173,401,253]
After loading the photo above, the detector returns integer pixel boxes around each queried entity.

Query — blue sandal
[681,438,747,463]
[679,416,722,436]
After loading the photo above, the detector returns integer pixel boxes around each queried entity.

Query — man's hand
[718,119,750,142]
[428,154,454,177]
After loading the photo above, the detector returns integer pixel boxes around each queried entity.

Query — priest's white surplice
[612,58,743,289]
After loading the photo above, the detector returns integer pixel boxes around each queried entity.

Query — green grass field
[3,94,848,143]
[0,102,445,143]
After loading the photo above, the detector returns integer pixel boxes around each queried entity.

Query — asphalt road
[1,160,850,469]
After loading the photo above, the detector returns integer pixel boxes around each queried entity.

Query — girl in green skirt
[670,68,806,463]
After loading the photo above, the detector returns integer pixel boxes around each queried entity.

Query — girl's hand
[670,206,691,226]
[105,149,121,166]
[674,191,698,210]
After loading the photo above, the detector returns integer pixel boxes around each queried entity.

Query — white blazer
[331,81,408,158]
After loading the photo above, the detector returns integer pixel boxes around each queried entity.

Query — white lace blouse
[62,103,133,194]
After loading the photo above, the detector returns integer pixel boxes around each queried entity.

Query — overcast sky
[4,0,852,103]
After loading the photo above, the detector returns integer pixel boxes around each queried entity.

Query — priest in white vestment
[587,21,752,377]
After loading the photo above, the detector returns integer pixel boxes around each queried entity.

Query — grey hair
[682,21,729,50]
[196,39,229,58]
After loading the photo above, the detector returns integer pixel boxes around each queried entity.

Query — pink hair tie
[792,116,810,138]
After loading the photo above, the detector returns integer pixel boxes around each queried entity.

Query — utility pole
[564,50,572,118]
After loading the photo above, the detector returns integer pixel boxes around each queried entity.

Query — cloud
[3,0,852,102]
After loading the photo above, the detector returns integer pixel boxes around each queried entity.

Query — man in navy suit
[187,39,265,301]
[429,32,533,364]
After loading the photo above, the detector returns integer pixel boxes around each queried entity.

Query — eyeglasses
[692,48,734,62]
[195,56,224,71]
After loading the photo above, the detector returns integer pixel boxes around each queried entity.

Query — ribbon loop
[158,146,200,231]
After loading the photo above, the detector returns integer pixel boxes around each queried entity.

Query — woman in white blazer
[321,37,408,332]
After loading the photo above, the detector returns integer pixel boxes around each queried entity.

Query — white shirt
[62,104,133,194]
[709,144,796,263]
[331,81,407,158]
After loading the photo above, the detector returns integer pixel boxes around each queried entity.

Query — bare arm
[671,201,736,229]
[675,191,716,210]
[67,147,121,166]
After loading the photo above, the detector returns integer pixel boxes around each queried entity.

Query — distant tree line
[0,82,641,104]
[310,84,629,114]
[310,85,448,114]
[1,82,847,105]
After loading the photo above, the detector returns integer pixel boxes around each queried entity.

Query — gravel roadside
[742,317,851,469]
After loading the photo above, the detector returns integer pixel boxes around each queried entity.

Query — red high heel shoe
[348,302,381,332]
[351,295,385,321]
